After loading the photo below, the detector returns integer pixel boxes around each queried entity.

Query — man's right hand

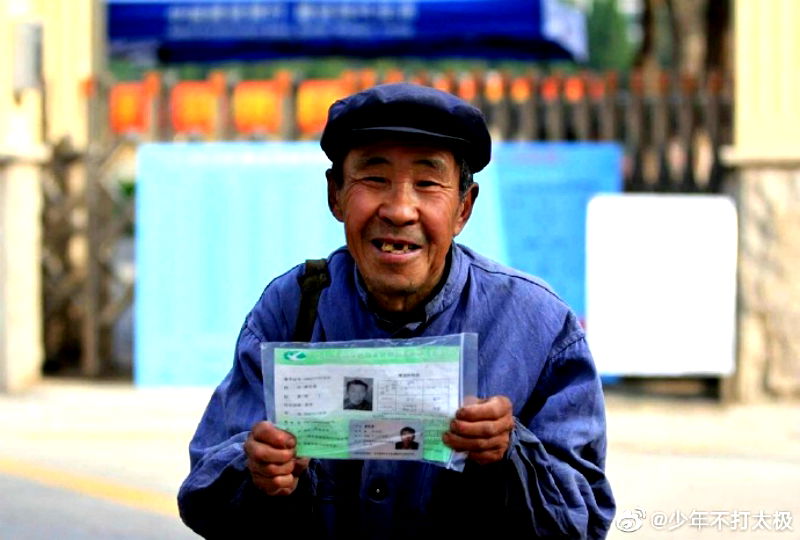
[244,421,309,496]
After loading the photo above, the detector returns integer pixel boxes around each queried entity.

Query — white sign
[586,194,737,375]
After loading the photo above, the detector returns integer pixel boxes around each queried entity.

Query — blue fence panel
[135,142,620,385]
[489,142,622,317]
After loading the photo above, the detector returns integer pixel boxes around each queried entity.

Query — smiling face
[328,140,478,312]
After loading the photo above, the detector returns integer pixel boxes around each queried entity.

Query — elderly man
[178,83,615,538]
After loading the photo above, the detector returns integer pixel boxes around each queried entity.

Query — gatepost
[0,0,104,392]
[723,1,800,400]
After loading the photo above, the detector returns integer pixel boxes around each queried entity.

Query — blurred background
[0,0,798,538]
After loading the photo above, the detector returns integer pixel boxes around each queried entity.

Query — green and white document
[261,334,477,468]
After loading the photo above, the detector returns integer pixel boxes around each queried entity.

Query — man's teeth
[381,242,411,253]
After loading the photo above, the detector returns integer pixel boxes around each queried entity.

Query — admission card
[261,334,477,468]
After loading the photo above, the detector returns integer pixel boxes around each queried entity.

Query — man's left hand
[442,395,514,465]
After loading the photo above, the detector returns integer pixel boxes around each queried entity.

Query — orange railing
[231,72,291,138]
[100,68,733,193]
[296,73,357,137]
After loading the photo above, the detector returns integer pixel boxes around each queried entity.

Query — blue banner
[134,142,619,386]
[108,0,586,61]
[478,143,622,317]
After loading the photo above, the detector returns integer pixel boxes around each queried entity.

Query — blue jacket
[178,245,615,538]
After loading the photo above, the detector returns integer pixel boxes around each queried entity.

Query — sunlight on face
[330,141,476,312]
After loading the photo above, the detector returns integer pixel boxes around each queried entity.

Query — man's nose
[378,183,418,226]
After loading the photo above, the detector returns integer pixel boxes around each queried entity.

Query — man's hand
[442,396,514,465]
[244,421,309,496]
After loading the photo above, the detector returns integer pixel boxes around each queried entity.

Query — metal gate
[42,135,135,377]
[39,68,733,377]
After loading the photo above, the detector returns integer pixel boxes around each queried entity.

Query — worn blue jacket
[178,244,615,539]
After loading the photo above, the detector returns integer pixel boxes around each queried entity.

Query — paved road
[605,394,800,539]
[1,380,798,539]
[0,381,207,538]
[0,474,196,540]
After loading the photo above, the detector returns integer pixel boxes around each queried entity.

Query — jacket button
[368,478,388,501]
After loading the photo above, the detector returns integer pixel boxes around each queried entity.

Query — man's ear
[326,169,344,222]
[453,182,479,237]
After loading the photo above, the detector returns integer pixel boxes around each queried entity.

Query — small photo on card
[349,419,423,460]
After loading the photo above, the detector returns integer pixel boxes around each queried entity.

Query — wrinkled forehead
[343,139,458,172]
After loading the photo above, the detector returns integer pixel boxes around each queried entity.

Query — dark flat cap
[320,83,491,172]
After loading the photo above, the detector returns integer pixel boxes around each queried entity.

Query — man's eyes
[415,180,442,188]
[354,176,444,188]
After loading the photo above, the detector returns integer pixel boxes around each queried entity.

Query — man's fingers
[246,421,298,465]
[293,457,310,476]
[449,395,514,439]
[442,430,510,465]
[252,472,299,496]
[254,460,296,478]
[455,395,512,422]
[442,431,509,453]
[250,421,296,449]
[443,396,514,466]
[449,416,514,438]
[245,433,296,466]
[245,423,310,496]
[248,453,308,497]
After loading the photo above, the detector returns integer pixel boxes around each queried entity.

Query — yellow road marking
[0,457,178,518]
[15,430,191,442]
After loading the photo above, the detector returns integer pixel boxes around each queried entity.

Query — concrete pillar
[0,152,47,393]
[0,1,46,392]
[39,0,105,148]
[723,0,800,400]
[1,0,103,391]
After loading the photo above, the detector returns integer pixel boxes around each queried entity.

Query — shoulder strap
[292,259,331,342]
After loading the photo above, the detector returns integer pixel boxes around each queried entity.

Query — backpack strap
[292,259,331,342]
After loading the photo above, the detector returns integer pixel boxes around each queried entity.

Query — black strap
[292,259,331,341]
